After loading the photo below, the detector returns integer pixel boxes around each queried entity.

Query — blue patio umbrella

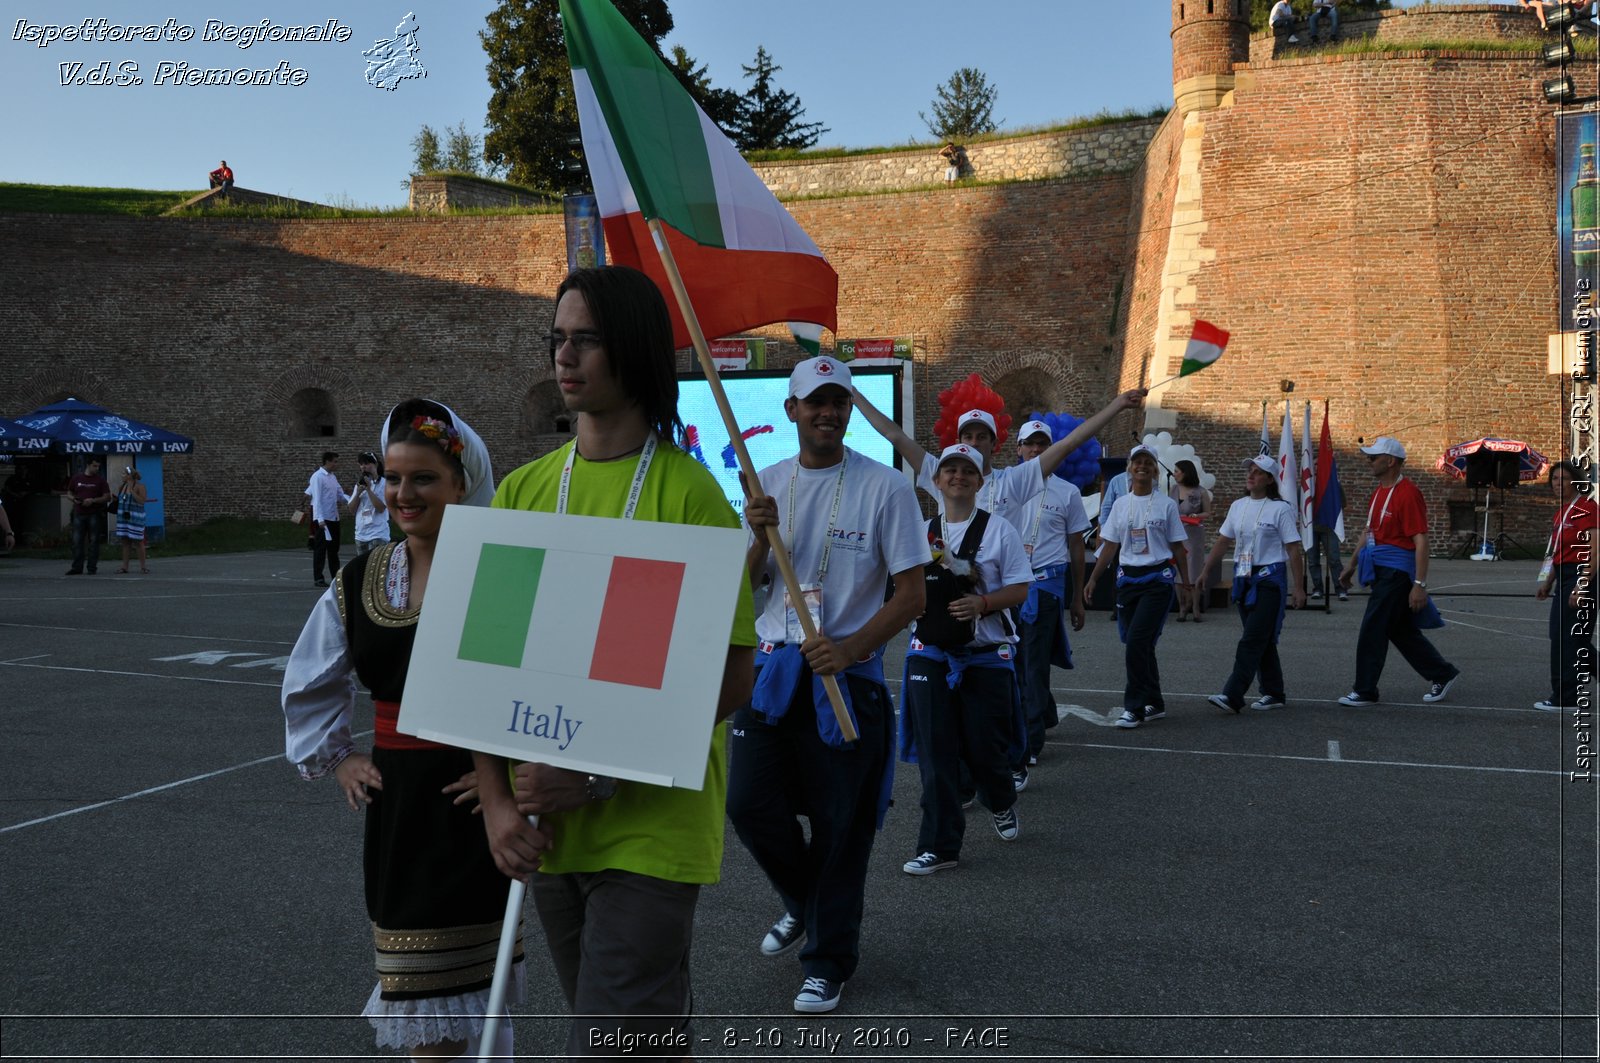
[13,397,194,455]
[0,417,51,453]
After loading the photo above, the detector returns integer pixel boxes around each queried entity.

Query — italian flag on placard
[1179,319,1230,376]
[458,543,686,690]
[560,0,838,350]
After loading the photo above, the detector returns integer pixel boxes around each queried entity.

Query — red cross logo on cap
[816,360,834,376]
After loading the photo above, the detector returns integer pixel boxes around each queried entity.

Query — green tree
[444,121,486,174]
[481,0,674,192]
[411,124,443,175]
[921,67,1000,142]
[732,46,827,152]
[666,44,742,136]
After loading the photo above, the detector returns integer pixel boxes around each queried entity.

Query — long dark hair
[1175,459,1199,488]
[554,266,686,448]
[386,398,467,487]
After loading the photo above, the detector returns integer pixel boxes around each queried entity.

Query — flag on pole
[1277,400,1300,533]
[1315,401,1347,543]
[1259,403,1272,458]
[1178,320,1230,376]
[560,0,838,349]
[1299,402,1316,550]
[458,543,686,691]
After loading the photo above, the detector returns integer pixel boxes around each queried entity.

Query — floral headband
[411,415,465,457]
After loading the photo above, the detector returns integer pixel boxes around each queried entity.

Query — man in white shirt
[303,451,343,587]
[731,356,930,1016]
[1010,421,1090,767]
[346,451,390,555]
[1270,0,1299,42]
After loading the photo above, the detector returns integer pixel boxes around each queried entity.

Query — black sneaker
[1422,673,1459,703]
[314,579,328,588]
[760,912,805,957]
[65,568,83,575]
[1143,705,1167,721]
[992,806,1020,841]
[1251,695,1287,711]
[1207,693,1242,714]
[903,852,956,876]
[1011,767,1029,793]
[794,976,842,1013]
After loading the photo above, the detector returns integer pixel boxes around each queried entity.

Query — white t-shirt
[305,467,343,522]
[347,478,390,543]
[1014,477,1091,571]
[1218,496,1300,567]
[1101,490,1187,567]
[917,452,1045,525]
[752,448,931,647]
[919,509,1033,647]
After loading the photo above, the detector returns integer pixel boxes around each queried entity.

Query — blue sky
[0,1,1418,208]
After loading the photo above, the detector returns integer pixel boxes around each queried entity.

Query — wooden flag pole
[477,814,534,1063]
[646,219,857,743]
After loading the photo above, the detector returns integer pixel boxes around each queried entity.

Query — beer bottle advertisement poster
[1558,110,1599,335]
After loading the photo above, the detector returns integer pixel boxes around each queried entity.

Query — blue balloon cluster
[1028,411,1103,491]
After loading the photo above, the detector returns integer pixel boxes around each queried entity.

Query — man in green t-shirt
[476,265,756,1057]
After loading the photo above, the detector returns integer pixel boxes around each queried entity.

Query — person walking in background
[1535,460,1596,712]
[1336,437,1461,707]
[1171,459,1211,622]
[304,451,343,588]
[281,398,514,1060]
[900,444,1032,875]
[113,465,154,574]
[1199,456,1307,713]
[730,355,929,1015]
[1084,445,1189,729]
[348,451,391,555]
[1010,420,1090,768]
[65,458,112,575]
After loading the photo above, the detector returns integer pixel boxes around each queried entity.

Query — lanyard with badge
[556,435,657,519]
[1234,499,1271,571]
[1364,477,1402,550]
[1538,498,1584,585]
[783,454,848,642]
[1127,492,1156,556]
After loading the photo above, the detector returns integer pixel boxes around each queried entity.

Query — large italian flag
[561,0,837,349]
[458,543,686,690]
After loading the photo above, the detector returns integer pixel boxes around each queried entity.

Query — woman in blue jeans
[1198,456,1307,713]
[1084,445,1189,729]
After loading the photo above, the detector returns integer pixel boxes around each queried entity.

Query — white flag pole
[478,813,535,1063]
[645,218,856,742]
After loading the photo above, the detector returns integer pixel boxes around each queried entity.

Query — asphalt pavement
[0,550,1593,1061]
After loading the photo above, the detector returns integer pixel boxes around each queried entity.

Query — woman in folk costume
[1197,455,1307,713]
[281,398,519,1060]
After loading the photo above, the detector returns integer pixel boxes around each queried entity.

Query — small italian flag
[561,0,837,350]
[1179,320,1230,377]
[458,543,685,690]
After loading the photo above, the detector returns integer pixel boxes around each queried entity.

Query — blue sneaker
[1251,695,1287,711]
[992,806,1020,841]
[903,852,957,876]
[794,976,842,1013]
[760,912,805,957]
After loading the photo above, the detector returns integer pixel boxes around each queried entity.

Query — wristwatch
[1412,579,1427,588]
[584,774,618,802]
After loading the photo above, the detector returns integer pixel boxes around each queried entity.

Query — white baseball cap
[956,409,997,438]
[1245,454,1278,475]
[1360,436,1406,460]
[1017,419,1052,443]
[936,443,986,479]
[788,356,852,399]
[1128,444,1159,463]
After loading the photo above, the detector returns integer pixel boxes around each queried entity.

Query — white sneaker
[1534,699,1561,712]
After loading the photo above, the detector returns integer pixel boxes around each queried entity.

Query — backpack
[915,509,992,650]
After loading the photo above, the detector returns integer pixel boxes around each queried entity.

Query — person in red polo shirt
[1535,460,1597,711]
[208,160,233,190]
[1335,436,1460,707]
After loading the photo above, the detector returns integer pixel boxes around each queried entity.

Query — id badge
[1364,530,1375,551]
[1234,539,1254,570]
[1129,526,1149,554]
[785,583,824,643]
[1024,543,1034,557]
[1538,555,1555,585]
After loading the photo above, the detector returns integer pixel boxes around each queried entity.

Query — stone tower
[1171,0,1250,114]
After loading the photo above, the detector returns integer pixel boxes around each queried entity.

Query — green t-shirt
[491,440,757,884]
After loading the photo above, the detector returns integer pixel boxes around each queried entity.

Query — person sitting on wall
[1521,0,1594,30]
[939,143,967,183]
[209,160,234,191]
[1308,0,1339,43]
[1269,0,1299,42]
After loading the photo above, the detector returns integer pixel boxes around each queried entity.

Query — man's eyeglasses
[548,331,604,356]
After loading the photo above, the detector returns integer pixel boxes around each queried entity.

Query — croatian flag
[459,543,685,690]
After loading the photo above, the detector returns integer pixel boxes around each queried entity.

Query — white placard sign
[399,506,748,790]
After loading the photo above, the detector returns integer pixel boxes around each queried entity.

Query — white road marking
[1429,617,1544,642]
[1328,740,1342,761]
[1057,703,1121,727]
[0,730,376,835]
[154,651,267,666]
[0,660,279,689]
[1437,608,1543,623]
[0,654,51,665]
[1064,740,1561,777]
[0,621,296,646]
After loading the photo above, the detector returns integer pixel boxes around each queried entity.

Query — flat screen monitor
[675,366,905,513]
